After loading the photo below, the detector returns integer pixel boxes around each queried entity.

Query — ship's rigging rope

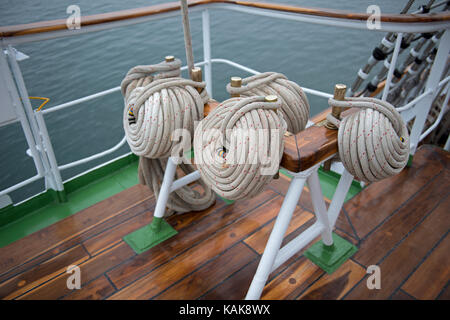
[226,72,309,134]
[326,97,410,183]
[194,96,286,200]
[122,58,215,215]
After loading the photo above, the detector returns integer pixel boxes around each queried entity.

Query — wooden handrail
[1,0,449,38]
[204,100,341,172]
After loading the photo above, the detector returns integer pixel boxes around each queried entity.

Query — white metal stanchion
[246,164,354,300]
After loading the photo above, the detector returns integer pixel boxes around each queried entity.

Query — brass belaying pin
[230,76,242,98]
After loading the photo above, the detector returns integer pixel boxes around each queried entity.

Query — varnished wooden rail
[1,0,449,38]
[204,100,339,172]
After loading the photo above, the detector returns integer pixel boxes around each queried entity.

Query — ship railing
[0,0,449,205]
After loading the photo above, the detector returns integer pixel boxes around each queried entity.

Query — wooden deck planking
[0,244,89,299]
[107,196,295,299]
[0,184,152,279]
[154,243,258,300]
[402,234,450,300]
[261,257,323,300]
[106,189,277,290]
[17,241,135,300]
[62,275,116,300]
[343,146,445,239]
[0,145,448,300]
[353,169,450,267]
[298,260,366,300]
[344,194,450,300]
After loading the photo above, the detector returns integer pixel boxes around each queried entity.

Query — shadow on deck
[0,145,448,300]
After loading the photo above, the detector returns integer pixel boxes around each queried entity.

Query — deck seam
[342,207,361,242]
[435,280,449,300]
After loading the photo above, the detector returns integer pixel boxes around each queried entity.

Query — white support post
[0,48,44,177]
[307,170,333,245]
[246,161,354,300]
[409,29,450,155]
[245,175,307,300]
[35,111,64,191]
[202,9,212,97]
[382,33,403,101]
[153,157,178,219]
[6,45,58,191]
[328,169,354,228]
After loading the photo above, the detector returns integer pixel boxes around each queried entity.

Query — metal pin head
[265,95,278,103]
[333,84,347,100]
[191,67,202,82]
[165,55,175,62]
[230,77,242,87]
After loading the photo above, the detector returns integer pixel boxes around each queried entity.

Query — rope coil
[122,58,215,215]
[326,97,410,183]
[226,72,309,134]
[194,96,286,200]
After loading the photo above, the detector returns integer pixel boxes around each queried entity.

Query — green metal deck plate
[304,233,358,274]
[123,217,178,254]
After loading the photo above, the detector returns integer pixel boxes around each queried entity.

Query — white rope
[327,96,410,183]
[122,58,215,215]
[226,72,309,134]
[194,96,286,200]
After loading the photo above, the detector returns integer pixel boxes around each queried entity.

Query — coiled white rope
[122,58,215,215]
[226,72,309,134]
[326,97,410,183]
[194,96,286,200]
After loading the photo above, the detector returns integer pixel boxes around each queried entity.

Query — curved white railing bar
[397,75,450,112]
[58,136,128,171]
[420,83,450,142]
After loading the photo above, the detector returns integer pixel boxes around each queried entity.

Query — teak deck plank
[62,275,115,300]
[0,184,151,277]
[0,244,89,299]
[402,234,450,300]
[353,170,450,266]
[297,260,366,300]
[155,243,257,300]
[390,290,415,300]
[199,259,259,300]
[108,196,297,299]
[18,242,134,300]
[343,146,444,239]
[84,196,226,256]
[262,257,323,300]
[344,194,450,300]
[106,189,277,290]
